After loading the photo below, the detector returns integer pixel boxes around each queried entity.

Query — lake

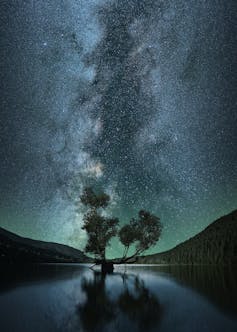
[0,264,236,332]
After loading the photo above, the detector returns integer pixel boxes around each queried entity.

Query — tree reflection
[118,274,162,331]
[77,273,115,331]
[77,272,162,332]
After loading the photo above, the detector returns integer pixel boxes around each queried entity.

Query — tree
[119,210,162,261]
[80,187,162,272]
[80,187,110,209]
[80,187,119,262]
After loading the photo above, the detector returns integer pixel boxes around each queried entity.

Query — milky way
[1,0,237,256]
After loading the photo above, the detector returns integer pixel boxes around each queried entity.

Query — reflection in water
[0,264,86,293]
[118,274,162,331]
[125,265,237,316]
[0,265,237,332]
[77,272,116,331]
[77,272,162,332]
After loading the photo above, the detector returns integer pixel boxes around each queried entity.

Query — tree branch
[93,248,144,265]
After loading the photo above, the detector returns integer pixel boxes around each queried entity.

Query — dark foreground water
[0,264,237,332]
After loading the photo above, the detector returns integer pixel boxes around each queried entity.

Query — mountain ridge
[0,226,91,263]
[137,209,237,265]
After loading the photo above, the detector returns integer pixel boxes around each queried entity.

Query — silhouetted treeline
[138,210,237,265]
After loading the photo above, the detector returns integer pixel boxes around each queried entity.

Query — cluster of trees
[80,187,162,271]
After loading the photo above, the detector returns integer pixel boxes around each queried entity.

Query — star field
[0,0,237,257]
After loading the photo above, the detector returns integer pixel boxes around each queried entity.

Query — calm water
[0,264,236,332]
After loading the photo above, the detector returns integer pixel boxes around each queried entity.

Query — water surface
[0,264,236,332]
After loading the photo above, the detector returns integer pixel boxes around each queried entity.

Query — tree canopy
[80,187,162,264]
[80,187,110,209]
[119,210,162,260]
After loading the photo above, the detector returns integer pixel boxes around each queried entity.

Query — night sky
[1,0,237,257]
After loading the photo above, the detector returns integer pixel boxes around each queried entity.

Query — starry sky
[1,0,237,257]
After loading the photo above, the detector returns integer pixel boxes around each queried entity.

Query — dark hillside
[138,210,237,265]
[0,227,91,263]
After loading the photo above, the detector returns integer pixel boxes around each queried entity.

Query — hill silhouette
[0,227,91,263]
[137,210,237,265]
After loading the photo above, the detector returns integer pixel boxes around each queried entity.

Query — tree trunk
[101,261,114,274]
